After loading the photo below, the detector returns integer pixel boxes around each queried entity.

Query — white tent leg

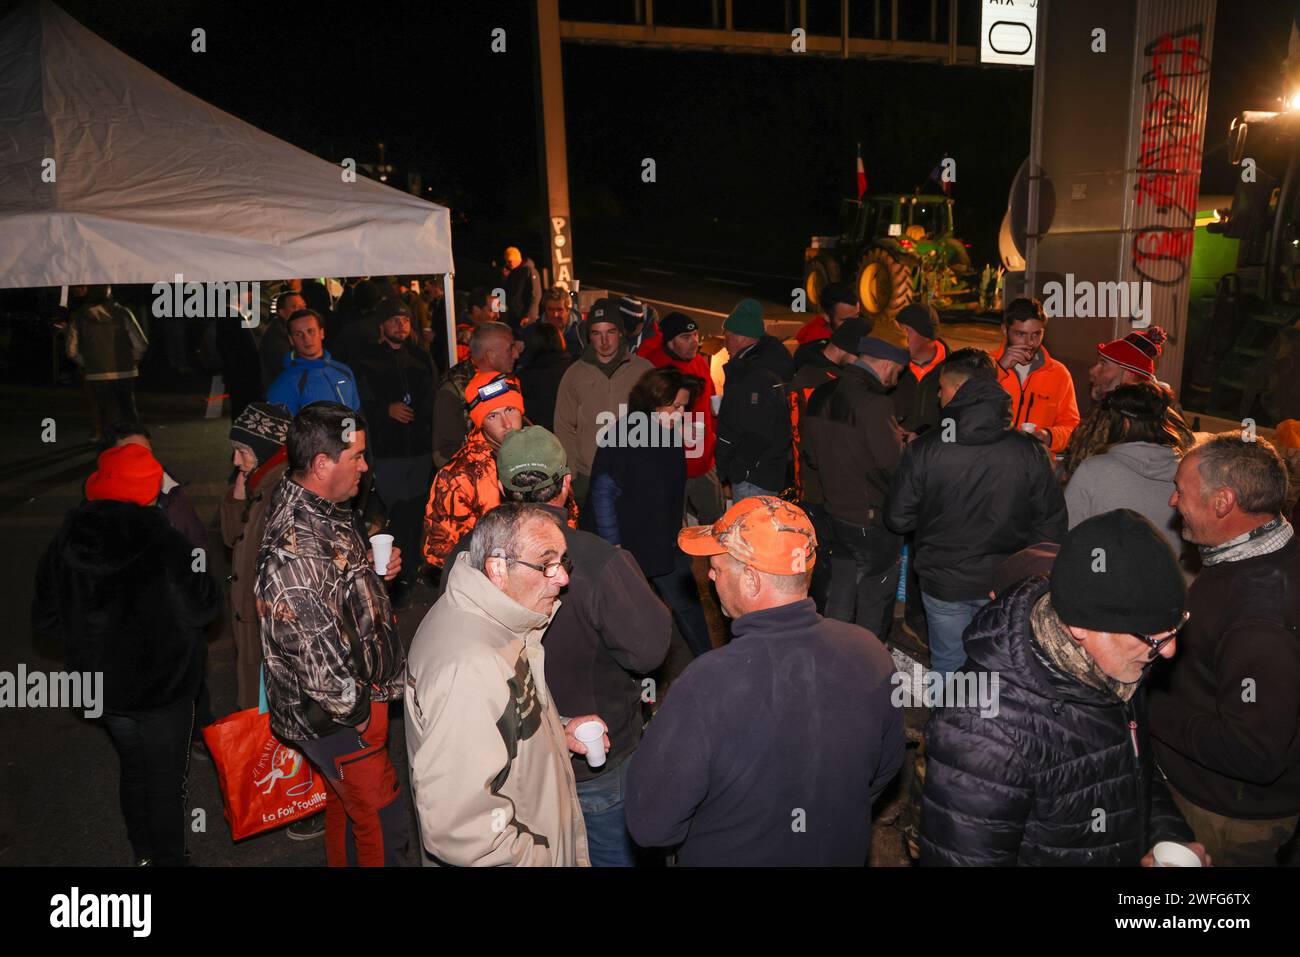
[442,273,457,370]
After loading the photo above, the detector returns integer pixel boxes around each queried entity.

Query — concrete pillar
[1025,0,1216,406]
[534,0,575,290]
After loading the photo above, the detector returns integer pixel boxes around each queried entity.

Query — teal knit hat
[723,298,765,339]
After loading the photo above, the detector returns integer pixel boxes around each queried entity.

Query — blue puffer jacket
[919,575,1194,866]
[266,351,361,414]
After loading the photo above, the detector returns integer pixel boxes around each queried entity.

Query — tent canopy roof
[0,0,453,289]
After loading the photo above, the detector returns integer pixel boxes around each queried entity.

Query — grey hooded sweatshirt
[1065,441,1184,558]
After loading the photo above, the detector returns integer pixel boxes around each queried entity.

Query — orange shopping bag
[202,707,327,840]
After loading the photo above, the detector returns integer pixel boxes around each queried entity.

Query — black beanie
[1050,509,1186,634]
[587,297,625,335]
[830,317,870,353]
[897,302,939,339]
[660,311,698,343]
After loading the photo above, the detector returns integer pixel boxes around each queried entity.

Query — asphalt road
[0,367,917,868]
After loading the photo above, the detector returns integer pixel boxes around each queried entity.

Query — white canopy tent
[0,0,457,363]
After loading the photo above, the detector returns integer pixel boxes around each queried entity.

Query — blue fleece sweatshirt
[266,350,361,414]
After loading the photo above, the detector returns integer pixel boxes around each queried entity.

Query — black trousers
[101,697,194,866]
[825,516,902,641]
[89,378,140,431]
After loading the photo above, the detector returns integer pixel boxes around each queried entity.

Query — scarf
[1031,594,1139,703]
[582,340,628,379]
[1198,515,1293,566]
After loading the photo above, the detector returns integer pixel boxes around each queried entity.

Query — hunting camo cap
[678,496,817,575]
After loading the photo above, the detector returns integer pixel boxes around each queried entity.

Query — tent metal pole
[442,272,457,370]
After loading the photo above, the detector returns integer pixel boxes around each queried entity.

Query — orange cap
[678,496,817,574]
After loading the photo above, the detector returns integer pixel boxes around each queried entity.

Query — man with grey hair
[625,496,903,865]
[404,502,596,866]
[1150,432,1300,865]
[431,321,522,466]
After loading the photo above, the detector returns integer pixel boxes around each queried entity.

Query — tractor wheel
[803,253,839,314]
[858,247,913,324]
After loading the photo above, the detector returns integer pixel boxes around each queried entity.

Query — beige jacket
[553,350,653,477]
[404,552,590,867]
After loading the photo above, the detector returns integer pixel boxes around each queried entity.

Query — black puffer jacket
[32,500,220,713]
[715,335,794,491]
[886,376,1066,601]
[920,576,1194,866]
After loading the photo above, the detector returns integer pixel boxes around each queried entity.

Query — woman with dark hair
[1063,381,1192,559]
[587,366,713,657]
[519,321,572,431]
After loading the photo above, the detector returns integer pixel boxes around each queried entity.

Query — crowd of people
[29,252,1300,868]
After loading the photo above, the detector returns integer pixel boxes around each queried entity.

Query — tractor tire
[858,247,913,324]
[803,253,839,314]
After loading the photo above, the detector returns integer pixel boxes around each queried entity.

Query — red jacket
[794,313,831,345]
[637,335,717,477]
[992,344,1081,454]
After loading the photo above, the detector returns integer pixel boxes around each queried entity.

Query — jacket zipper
[1124,700,1146,852]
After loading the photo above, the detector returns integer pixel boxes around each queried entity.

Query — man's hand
[387,402,415,424]
[564,715,610,756]
[1140,842,1212,867]
[1030,428,1051,447]
[366,544,403,581]
[999,345,1034,370]
[232,470,248,501]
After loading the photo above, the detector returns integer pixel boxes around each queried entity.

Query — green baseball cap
[496,426,571,495]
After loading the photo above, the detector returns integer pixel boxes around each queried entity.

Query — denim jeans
[100,697,194,865]
[731,480,778,502]
[825,517,902,640]
[576,754,636,867]
[649,550,713,658]
[921,593,989,674]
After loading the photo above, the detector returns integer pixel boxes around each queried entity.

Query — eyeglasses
[504,554,572,579]
[1133,610,1190,659]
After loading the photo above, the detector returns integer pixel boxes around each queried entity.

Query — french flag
[856,143,867,198]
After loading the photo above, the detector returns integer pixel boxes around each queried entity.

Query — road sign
[981,0,1038,66]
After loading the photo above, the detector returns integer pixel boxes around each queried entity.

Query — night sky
[42,0,1297,276]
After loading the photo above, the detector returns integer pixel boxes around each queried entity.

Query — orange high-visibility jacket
[992,344,1081,454]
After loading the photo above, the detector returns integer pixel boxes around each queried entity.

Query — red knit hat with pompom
[1096,326,1166,380]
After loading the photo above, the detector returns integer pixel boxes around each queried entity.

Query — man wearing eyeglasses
[920,508,1208,866]
[404,502,595,866]
[1150,433,1300,866]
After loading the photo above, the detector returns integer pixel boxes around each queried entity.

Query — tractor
[802,193,990,324]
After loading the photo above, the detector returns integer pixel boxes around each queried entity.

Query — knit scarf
[1198,515,1293,566]
[1030,594,1139,703]
[582,340,628,379]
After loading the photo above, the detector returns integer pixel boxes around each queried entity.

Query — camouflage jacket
[255,476,404,741]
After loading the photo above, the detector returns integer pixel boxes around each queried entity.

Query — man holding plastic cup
[255,401,408,867]
[919,509,1210,867]
[405,502,598,866]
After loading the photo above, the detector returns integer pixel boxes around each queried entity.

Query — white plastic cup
[574,720,606,769]
[711,394,722,415]
[1152,841,1202,867]
[1021,422,1037,433]
[369,533,394,576]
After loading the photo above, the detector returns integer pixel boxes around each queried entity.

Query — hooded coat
[919,576,1195,866]
[1065,442,1183,558]
[715,334,794,492]
[32,500,220,713]
[404,552,590,866]
[886,377,1067,601]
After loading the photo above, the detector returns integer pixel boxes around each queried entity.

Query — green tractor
[802,193,987,324]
